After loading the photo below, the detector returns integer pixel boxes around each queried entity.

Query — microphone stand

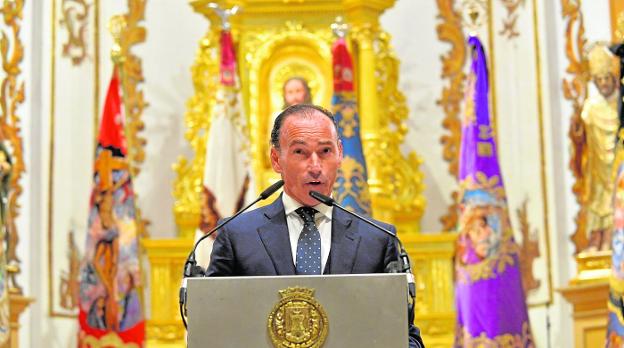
[179,180,284,329]
[309,191,416,303]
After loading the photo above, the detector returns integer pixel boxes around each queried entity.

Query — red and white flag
[195,30,255,268]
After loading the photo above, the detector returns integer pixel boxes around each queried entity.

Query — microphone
[183,179,284,278]
[179,179,284,329]
[309,190,416,302]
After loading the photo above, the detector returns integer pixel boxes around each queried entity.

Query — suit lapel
[328,208,360,274]
[257,197,296,275]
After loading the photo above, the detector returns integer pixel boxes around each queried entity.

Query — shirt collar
[282,191,332,220]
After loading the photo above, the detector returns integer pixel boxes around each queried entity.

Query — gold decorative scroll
[517,198,540,294]
[60,0,90,65]
[499,0,525,39]
[436,0,466,231]
[59,230,80,310]
[461,0,488,32]
[109,0,147,179]
[368,27,426,225]
[109,0,149,236]
[561,0,589,254]
[0,0,26,294]
[172,24,221,239]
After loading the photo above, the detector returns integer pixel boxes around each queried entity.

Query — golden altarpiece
[142,1,456,347]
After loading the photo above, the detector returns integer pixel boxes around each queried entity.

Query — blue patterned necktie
[295,207,322,275]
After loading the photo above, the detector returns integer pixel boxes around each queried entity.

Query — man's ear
[270,147,282,174]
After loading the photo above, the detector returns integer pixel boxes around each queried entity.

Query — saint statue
[581,42,620,251]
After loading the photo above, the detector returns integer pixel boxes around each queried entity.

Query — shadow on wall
[135,66,194,239]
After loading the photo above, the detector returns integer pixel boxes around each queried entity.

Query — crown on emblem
[279,287,315,299]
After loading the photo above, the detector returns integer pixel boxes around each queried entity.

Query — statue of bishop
[582,42,620,251]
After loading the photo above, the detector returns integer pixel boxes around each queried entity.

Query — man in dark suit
[206,104,424,348]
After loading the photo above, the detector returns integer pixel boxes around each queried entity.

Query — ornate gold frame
[47,0,101,318]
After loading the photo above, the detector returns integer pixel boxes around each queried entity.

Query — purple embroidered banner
[454,35,534,347]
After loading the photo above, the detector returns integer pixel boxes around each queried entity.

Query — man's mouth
[306,180,323,186]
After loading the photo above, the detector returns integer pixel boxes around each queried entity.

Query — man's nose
[308,153,321,177]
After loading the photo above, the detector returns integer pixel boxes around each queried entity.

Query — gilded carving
[0,0,25,294]
[460,0,488,31]
[60,0,90,65]
[561,0,590,254]
[172,27,221,238]
[109,0,149,236]
[108,0,147,179]
[499,0,526,39]
[59,230,80,310]
[436,0,466,231]
[516,198,540,294]
[175,2,425,237]
[369,28,426,223]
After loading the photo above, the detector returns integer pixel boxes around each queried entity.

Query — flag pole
[108,14,147,238]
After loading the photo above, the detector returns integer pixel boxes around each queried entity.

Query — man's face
[283,79,308,107]
[594,73,617,98]
[270,111,343,206]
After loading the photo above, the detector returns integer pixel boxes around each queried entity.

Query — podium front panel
[187,273,409,347]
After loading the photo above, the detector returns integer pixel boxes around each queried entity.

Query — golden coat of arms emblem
[268,287,328,348]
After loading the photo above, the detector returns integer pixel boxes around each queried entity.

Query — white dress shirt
[282,192,332,273]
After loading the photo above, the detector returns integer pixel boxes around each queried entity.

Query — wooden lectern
[186,273,409,347]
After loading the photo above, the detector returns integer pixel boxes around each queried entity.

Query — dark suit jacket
[206,197,424,348]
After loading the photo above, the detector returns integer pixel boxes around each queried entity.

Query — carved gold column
[403,233,456,347]
[0,0,34,346]
[351,23,382,200]
[142,239,191,348]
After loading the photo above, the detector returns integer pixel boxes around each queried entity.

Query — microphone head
[259,179,284,199]
[309,191,334,206]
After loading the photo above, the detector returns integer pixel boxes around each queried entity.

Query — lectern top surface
[187,273,409,348]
